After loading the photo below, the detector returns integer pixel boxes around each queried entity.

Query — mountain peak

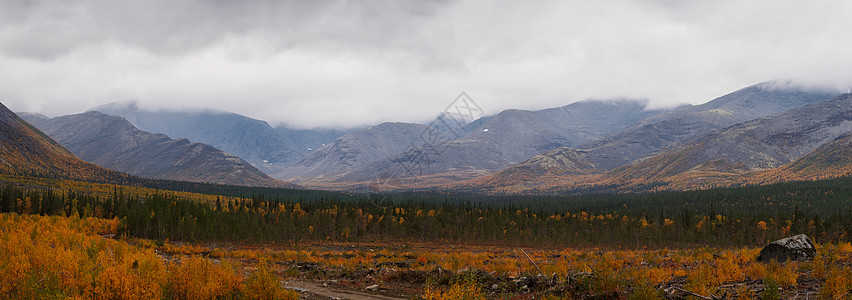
[0,101,121,180]
[25,111,290,187]
[14,112,49,121]
[90,101,141,113]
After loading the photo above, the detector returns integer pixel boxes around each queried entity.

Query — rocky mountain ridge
[23,111,288,187]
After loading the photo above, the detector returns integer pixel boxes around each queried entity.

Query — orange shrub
[0,213,300,300]
[714,252,745,283]
[243,260,299,300]
[743,262,767,280]
[686,263,719,296]
[839,242,852,254]
[766,261,798,288]
[0,213,166,299]
[819,266,850,299]
[89,251,167,299]
[166,256,240,299]
[423,276,485,300]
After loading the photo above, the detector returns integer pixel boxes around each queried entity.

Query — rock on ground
[757,234,816,263]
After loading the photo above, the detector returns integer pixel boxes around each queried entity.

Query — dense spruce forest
[4,176,852,249]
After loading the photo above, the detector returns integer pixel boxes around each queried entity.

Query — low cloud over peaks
[2,0,852,128]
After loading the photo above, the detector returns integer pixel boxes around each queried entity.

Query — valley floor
[4,212,852,299]
[152,240,852,299]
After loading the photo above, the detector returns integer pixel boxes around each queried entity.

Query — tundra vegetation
[4,175,852,298]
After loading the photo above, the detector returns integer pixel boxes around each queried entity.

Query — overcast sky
[2,0,852,129]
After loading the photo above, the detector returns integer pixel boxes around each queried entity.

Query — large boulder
[757,234,816,263]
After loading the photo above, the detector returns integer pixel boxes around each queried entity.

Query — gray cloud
[1,0,851,128]
[0,1,445,59]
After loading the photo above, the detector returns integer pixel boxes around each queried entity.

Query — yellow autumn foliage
[0,213,297,299]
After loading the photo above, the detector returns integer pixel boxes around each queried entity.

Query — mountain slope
[0,102,130,182]
[453,99,662,166]
[274,126,355,154]
[487,82,841,187]
[613,93,852,182]
[612,129,852,192]
[281,122,427,182]
[339,99,663,184]
[95,102,303,176]
[476,147,601,188]
[23,112,284,187]
[580,81,840,170]
[753,131,852,183]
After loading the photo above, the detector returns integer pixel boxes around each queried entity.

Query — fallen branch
[717,279,762,289]
[670,286,713,300]
[586,264,599,276]
[520,249,544,276]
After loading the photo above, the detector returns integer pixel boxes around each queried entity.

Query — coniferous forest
[5,175,852,249]
[8,176,852,298]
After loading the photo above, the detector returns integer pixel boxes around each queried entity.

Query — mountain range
[0,103,132,183]
[476,89,851,194]
[7,80,852,195]
[580,81,841,170]
[614,93,852,182]
[482,82,842,190]
[752,131,852,184]
[280,122,428,183]
[95,102,353,178]
[310,99,665,187]
[22,111,286,187]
